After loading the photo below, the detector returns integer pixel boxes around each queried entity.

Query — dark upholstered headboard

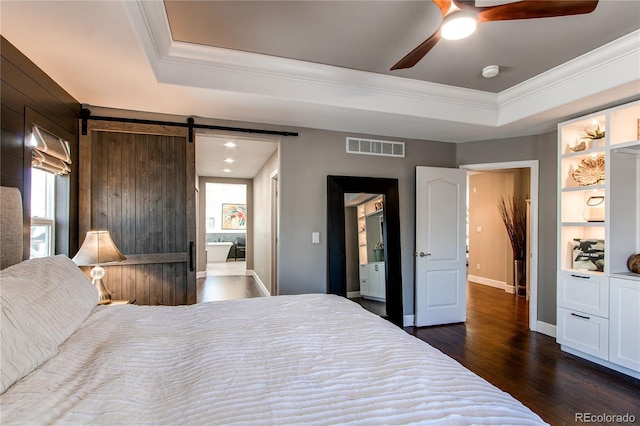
[1,186,24,269]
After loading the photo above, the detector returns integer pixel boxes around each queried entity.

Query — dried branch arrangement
[497,195,527,261]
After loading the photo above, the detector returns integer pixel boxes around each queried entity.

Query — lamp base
[92,277,112,304]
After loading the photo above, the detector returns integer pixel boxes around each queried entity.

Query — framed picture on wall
[222,204,247,230]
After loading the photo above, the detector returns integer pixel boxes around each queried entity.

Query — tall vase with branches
[498,195,527,296]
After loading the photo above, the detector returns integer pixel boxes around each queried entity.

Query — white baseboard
[197,271,206,279]
[562,345,640,379]
[468,275,508,291]
[248,270,270,296]
[536,321,556,338]
[403,315,415,327]
[347,291,361,299]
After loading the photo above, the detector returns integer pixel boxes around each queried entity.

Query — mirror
[345,193,386,318]
[327,176,403,327]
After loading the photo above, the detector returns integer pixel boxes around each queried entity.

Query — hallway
[198,260,254,302]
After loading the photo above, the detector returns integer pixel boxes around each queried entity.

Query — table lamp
[73,230,126,304]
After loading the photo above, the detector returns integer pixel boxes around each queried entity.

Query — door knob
[416,252,431,257]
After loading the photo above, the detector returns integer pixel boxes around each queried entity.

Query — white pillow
[0,255,98,393]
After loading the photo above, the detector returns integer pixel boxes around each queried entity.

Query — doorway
[462,161,539,330]
[467,168,531,296]
[204,182,247,276]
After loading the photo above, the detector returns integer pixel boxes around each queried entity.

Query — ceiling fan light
[441,16,477,40]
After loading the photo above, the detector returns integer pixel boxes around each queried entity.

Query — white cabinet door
[370,262,385,299]
[377,262,386,299]
[557,307,609,359]
[610,277,640,372]
[364,262,386,301]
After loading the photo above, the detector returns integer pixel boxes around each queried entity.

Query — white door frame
[460,160,539,332]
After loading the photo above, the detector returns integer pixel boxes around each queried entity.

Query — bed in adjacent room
[0,186,547,425]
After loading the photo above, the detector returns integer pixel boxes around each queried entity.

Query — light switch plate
[312,232,320,244]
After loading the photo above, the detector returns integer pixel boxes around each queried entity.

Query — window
[30,168,55,258]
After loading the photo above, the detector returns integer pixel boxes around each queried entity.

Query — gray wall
[278,127,456,314]
[456,131,558,324]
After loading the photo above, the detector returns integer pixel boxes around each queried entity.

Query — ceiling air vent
[346,137,405,158]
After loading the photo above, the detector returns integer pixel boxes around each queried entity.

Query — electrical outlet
[476,263,480,270]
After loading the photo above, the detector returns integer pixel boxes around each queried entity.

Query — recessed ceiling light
[223,168,232,173]
[224,158,234,163]
[224,142,236,148]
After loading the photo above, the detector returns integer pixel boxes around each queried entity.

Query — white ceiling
[1,1,639,177]
[195,134,278,178]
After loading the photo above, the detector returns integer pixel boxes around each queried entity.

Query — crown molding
[498,29,640,126]
[125,0,639,139]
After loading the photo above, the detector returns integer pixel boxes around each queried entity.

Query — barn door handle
[189,241,194,271]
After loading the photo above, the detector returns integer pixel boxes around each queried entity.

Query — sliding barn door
[79,121,196,305]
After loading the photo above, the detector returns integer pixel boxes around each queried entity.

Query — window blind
[31,126,72,175]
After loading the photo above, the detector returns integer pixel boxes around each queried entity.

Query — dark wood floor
[196,275,262,303]
[349,296,387,317]
[407,282,640,425]
[198,277,639,424]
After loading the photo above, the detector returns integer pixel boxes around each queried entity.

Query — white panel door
[415,166,467,326]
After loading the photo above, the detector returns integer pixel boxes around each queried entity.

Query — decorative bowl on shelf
[570,141,586,152]
[628,254,640,274]
[572,156,605,186]
[581,124,605,141]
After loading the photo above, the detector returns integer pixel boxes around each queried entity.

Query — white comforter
[1,294,546,425]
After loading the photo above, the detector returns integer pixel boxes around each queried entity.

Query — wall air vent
[346,137,405,158]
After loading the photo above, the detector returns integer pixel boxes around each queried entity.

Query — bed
[0,187,547,425]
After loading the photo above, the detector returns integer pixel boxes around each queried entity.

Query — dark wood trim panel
[1,36,81,258]
[1,38,78,131]
[327,175,403,328]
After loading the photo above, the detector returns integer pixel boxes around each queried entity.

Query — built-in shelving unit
[556,100,640,378]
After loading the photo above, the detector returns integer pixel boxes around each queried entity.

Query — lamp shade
[73,230,126,266]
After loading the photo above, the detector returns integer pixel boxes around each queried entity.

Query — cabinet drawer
[557,272,608,317]
[557,307,608,359]
[360,279,371,296]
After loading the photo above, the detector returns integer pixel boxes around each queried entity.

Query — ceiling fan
[390,0,599,70]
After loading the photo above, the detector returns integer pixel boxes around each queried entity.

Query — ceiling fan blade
[477,0,599,23]
[433,0,453,16]
[390,31,442,70]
